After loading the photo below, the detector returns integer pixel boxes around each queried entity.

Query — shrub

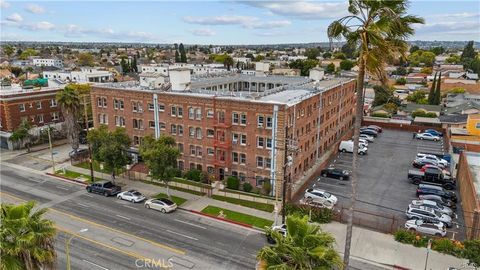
[394,229,416,244]
[261,181,271,195]
[284,203,332,223]
[243,182,253,192]
[226,176,240,190]
[411,110,437,118]
[395,77,407,85]
[449,87,466,94]
[184,169,202,182]
[371,112,390,118]
[432,238,463,257]
[463,240,480,267]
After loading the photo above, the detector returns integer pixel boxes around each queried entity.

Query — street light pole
[46,123,56,173]
[424,238,432,270]
[82,95,94,182]
[66,228,88,270]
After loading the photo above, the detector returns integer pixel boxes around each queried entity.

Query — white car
[266,224,287,244]
[304,188,338,206]
[416,133,440,141]
[405,219,446,237]
[411,199,454,217]
[406,204,452,227]
[144,198,177,213]
[416,153,449,167]
[116,190,146,203]
[359,134,374,142]
[339,140,368,155]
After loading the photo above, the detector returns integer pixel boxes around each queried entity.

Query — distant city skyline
[1,0,479,44]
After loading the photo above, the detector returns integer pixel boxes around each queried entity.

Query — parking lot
[309,129,466,240]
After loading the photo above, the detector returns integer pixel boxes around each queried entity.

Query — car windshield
[160,198,174,205]
[132,191,142,196]
[323,192,332,198]
[103,182,113,188]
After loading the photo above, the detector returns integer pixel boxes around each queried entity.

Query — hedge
[285,203,332,224]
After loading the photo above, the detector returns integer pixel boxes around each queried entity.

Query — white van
[339,140,368,155]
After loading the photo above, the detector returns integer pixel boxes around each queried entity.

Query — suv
[416,186,457,203]
[418,194,457,210]
[416,153,448,167]
[320,167,350,180]
[405,204,452,227]
[304,188,338,206]
[86,180,121,197]
[360,128,378,137]
[405,219,446,237]
[411,199,454,217]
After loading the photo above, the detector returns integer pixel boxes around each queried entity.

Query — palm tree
[9,119,33,152]
[56,85,81,152]
[0,201,56,270]
[327,1,423,267]
[257,215,342,270]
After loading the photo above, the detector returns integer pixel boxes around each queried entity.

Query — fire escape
[212,96,232,181]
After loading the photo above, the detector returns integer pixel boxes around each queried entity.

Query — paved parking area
[309,129,466,240]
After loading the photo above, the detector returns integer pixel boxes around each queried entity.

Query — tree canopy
[289,59,319,76]
[408,50,436,67]
[78,53,94,66]
[305,48,320,60]
[340,59,354,71]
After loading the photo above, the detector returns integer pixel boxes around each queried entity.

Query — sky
[1,0,479,44]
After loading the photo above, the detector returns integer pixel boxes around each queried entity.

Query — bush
[284,203,332,223]
[184,169,202,182]
[432,238,463,257]
[261,181,271,195]
[395,77,407,85]
[371,112,390,118]
[394,229,416,244]
[243,182,253,192]
[463,240,480,267]
[226,176,240,190]
[411,109,438,118]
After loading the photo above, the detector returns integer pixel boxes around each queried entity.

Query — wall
[456,152,480,240]
[466,114,480,136]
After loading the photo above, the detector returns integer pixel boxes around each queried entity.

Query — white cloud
[62,24,156,41]
[0,0,10,9]
[190,28,216,36]
[240,1,348,20]
[6,13,23,22]
[25,3,45,14]
[20,21,55,30]
[413,13,480,40]
[183,15,291,29]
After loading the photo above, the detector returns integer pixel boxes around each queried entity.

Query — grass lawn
[74,160,124,175]
[201,206,273,229]
[212,195,274,212]
[140,180,206,196]
[55,169,94,183]
[173,177,211,188]
[154,193,187,206]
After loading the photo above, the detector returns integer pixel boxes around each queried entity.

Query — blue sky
[1,0,479,44]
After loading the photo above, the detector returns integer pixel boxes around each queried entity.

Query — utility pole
[47,123,55,173]
[83,95,94,182]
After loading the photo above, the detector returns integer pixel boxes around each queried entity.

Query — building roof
[413,117,440,124]
[402,103,442,113]
[439,114,469,123]
[443,101,480,115]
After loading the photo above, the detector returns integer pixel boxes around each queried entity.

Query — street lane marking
[84,194,94,198]
[0,191,185,255]
[174,219,207,230]
[123,205,138,210]
[77,203,90,208]
[167,230,198,241]
[55,185,69,191]
[116,214,131,220]
[82,260,109,270]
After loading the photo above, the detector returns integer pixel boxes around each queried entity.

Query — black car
[360,129,378,137]
[69,148,89,159]
[320,167,350,180]
[416,186,457,203]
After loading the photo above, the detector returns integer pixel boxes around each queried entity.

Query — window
[171,124,177,134]
[115,116,125,127]
[256,176,264,186]
[97,97,107,108]
[207,166,215,174]
[177,107,183,117]
[99,114,108,124]
[207,109,214,118]
[257,115,264,128]
[50,99,57,107]
[240,134,247,145]
[257,137,265,148]
[171,106,177,116]
[132,101,142,112]
[159,122,166,130]
[158,103,165,111]
[190,145,196,156]
[240,153,246,164]
[239,172,246,182]
[178,143,183,153]
[178,160,184,171]
[177,125,183,135]
[265,158,272,168]
[196,146,202,157]
[266,138,272,149]
[240,113,247,125]
[133,136,141,145]
[207,148,214,155]
[207,129,214,138]
[114,99,124,110]
[149,121,155,129]
[476,123,480,129]
[19,104,25,112]
[188,107,195,119]
[189,127,195,138]
[36,101,42,109]
[266,116,273,128]
[133,119,143,130]
[37,114,44,123]
[195,108,202,120]
[232,152,239,163]
[51,112,59,121]
[196,128,202,139]
[148,103,154,111]
[232,112,239,124]
[257,157,264,168]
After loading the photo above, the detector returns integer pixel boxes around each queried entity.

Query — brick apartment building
[91,71,356,197]
[0,86,63,149]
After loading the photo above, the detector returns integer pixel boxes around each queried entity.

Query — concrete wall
[456,152,480,240]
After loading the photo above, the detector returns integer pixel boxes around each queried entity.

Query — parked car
[360,128,378,137]
[425,129,443,137]
[86,180,121,197]
[420,165,451,177]
[117,190,146,203]
[411,199,454,217]
[304,188,338,206]
[404,219,446,237]
[320,167,350,180]
[408,169,455,190]
[416,186,457,203]
[416,133,440,141]
[418,194,457,210]
[338,141,368,155]
[69,148,89,158]
[416,153,449,167]
[266,224,287,244]
[359,134,374,142]
[405,204,452,227]
[144,198,177,213]
[412,158,445,169]
[367,125,383,133]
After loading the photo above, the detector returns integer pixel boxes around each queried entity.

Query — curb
[45,173,88,186]
[187,209,254,229]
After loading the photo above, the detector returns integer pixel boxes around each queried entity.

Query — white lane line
[56,185,69,190]
[174,219,207,229]
[77,203,90,208]
[166,229,198,241]
[84,194,94,198]
[82,259,109,270]
[123,205,137,210]
[115,214,131,220]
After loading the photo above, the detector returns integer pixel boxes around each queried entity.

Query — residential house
[398,103,442,117]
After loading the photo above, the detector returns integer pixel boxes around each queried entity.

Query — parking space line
[82,260,109,270]
[166,230,198,241]
[115,214,131,220]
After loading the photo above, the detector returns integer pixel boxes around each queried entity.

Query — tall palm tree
[257,215,342,269]
[0,201,56,270]
[56,85,81,152]
[328,1,423,267]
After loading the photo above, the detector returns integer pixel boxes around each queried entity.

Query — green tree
[420,67,433,74]
[445,54,461,64]
[0,201,56,270]
[223,55,234,71]
[449,87,466,94]
[463,240,480,268]
[305,48,320,60]
[140,135,180,198]
[9,120,33,152]
[408,50,436,67]
[56,85,81,152]
[3,45,15,57]
[341,43,357,59]
[430,46,445,56]
[289,59,319,76]
[322,52,332,59]
[78,53,94,66]
[257,215,342,269]
[254,55,265,62]
[333,52,346,60]
[325,63,335,74]
[461,41,476,61]
[19,48,37,60]
[409,45,420,53]
[433,72,442,105]
[395,77,407,85]
[393,67,407,75]
[340,59,354,70]
[179,43,187,63]
[328,1,423,266]
[243,182,253,192]
[372,85,400,106]
[428,72,437,105]
[131,56,138,73]
[120,57,129,74]
[406,90,427,104]
[226,176,240,190]
[174,50,180,62]
[9,66,23,77]
[464,57,480,77]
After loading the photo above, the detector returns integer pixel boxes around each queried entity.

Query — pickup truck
[86,180,121,196]
[408,168,455,190]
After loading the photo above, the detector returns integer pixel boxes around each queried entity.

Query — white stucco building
[43,67,113,83]
[33,58,63,68]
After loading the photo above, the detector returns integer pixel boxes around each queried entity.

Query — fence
[214,189,277,205]
[332,206,403,234]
